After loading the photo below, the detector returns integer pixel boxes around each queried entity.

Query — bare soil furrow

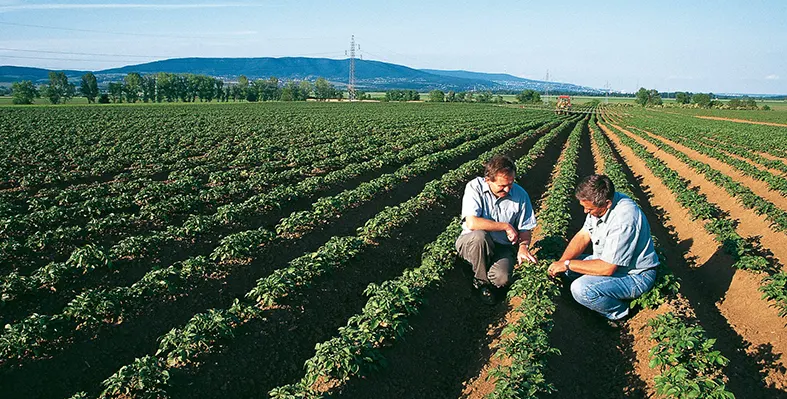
[637,127,787,210]
[329,122,574,399]
[600,122,787,394]
[611,123,787,267]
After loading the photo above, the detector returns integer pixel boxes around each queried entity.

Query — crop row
[0,120,521,307]
[1,103,509,191]
[484,116,586,398]
[0,116,557,358]
[1,118,512,272]
[257,116,582,398]
[694,136,787,175]
[72,114,571,398]
[599,118,787,318]
[626,111,787,196]
[623,126,787,233]
[594,113,731,398]
[642,109,787,158]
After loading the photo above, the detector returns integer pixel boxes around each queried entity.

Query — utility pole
[605,81,610,104]
[347,35,357,101]
[545,69,550,105]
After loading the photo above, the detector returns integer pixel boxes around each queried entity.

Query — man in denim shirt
[548,174,658,326]
[456,155,538,304]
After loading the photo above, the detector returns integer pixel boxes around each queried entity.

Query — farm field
[1,101,786,399]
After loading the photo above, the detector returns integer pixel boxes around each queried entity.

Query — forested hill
[1,57,604,93]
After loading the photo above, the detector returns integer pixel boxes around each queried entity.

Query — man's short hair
[575,174,615,206]
[484,155,516,180]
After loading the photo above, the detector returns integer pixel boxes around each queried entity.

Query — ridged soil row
[633,127,787,212]
[598,118,787,395]
[1,121,556,399]
[459,123,586,399]
[327,119,580,399]
[461,118,652,399]
[606,121,787,269]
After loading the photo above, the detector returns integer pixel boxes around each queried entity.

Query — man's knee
[570,278,599,304]
[464,230,492,247]
[488,257,513,288]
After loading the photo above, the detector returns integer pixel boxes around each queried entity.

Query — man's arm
[465,215,518,243]
[516,229,537,264]
[547,229,618,277]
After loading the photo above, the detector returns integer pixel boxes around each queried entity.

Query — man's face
[486,172,515,198]
[579,199,612,218]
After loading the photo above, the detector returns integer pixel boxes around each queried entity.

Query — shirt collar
[598,192,621,224]
[480,177,510,200]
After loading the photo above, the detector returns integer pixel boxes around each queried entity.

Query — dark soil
[330,121,573,399]
[601,125,787,398]
[0,123,548,399]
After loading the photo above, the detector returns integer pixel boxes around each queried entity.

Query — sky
[0,0,785,94]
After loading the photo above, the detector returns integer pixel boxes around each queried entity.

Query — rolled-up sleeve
[461,182,484,218]
[516,193,537,231]
[600,223,637,266]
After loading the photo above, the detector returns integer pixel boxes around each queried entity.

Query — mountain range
[0,57,605,93]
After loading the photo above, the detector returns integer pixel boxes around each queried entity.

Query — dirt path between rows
[695,116,787,128]
[588,123,605,174]
[611,124,787,268]
[700,136,787,166]
[713,146,787,178]
[600,121,787,393]
[462,121,649,399]
[632,127,787,211]
[459,132,579,399]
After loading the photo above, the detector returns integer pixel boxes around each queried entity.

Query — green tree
[11,80,38,104]
[636,87,662,106]
[214,79,224,102]
[476,91,492,103]
[649,89,662,106]
[43,71,75,104]
[516,89,541,104]
[428,90,445,102]
[675,92,690,104]
[80,72,99,103]
[108,82,124,103]
[141,75,156,103]
[314,77,336,100]
[692,93,711,108]
[123,72,142,103]
[635,87,649,106]
[445,91,456,102]
[298,80,312,100]
[238,75,249,101]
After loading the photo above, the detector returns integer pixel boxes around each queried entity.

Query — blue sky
[0,0,785,94]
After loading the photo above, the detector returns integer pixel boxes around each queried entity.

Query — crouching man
[456,155,537,304]
[547,174,658,327]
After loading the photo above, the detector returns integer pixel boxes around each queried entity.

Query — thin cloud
[0,3,264,13]
[765,74,780,80]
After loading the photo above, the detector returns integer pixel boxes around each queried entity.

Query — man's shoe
[603,315,629,329]
[477,285,496,305]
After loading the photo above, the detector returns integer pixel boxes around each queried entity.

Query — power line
[0,20,224,40]
[0,54,156,63]
[0,46,168,58]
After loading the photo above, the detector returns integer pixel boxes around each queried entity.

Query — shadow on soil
[602,131,787,398]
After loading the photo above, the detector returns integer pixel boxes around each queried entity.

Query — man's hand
[548,260,569,278]
[517,246,537,265]
[504,224,518,244]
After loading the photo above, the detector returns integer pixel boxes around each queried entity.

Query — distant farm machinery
[555,95,572,115]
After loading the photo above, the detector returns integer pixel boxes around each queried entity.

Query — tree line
[636,87,770,110]
[10,72,343,105]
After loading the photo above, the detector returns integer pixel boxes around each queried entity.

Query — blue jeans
[564,268,657,320]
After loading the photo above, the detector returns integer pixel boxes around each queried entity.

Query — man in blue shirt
[456,155,538,304]
[548,174,659,327]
